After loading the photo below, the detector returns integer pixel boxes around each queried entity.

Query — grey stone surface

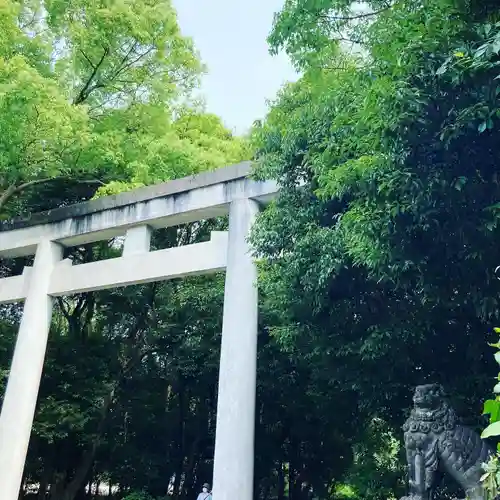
[400,384,492,500]
[0,161,253,231]
[0,174,278,258]
[212,199,259,500]
[0,241,63,499]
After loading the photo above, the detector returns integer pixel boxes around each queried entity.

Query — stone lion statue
[400,383,492,500]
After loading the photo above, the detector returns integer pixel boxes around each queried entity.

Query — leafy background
[2,0,500,499]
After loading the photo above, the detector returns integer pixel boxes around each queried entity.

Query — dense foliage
[0,0,248,218]
[480,326,500,498]
[250,0,500,496]
[3,0,500,499]
[0,1,250,499]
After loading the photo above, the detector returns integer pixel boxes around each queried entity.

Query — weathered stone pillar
[123,225,152,255]
[0,240,63,500]
[212,198,259,500]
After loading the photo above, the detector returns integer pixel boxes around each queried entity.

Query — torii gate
[0,162,278,500]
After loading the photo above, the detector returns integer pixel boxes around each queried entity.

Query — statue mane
[403,401,458,434]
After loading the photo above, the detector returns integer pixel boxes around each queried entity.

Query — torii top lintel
[0,161,279,258]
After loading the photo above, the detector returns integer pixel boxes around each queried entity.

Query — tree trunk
[0,183,16,213]
[277,463,285,500]
[260,476,271,500]
[20,472,28,499]
[50,472,68,500]
[85,477,92,499]
[184,445,206,500]
[173,384,186,499]
[183,437,202,499]
[75,483,88,500]
[18,473,27,500]
[59,384,116,500]
[181,399,206,500]
[288,460,294,500]
[38,465,52,499]
[57,285,157,500]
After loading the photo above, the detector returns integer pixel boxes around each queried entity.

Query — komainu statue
[400,384,492,500]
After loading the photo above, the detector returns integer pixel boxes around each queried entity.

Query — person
[196,483,212,500]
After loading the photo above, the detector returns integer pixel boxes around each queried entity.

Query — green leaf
[482,422,500,439]
[436,64,448,75]
[483,400,500,423]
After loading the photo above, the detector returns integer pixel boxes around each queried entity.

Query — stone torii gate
[0,162,278,500]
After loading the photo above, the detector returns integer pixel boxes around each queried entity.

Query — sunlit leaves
[0,0,249,216]
[0,55,90,186]
[45,0,202,106]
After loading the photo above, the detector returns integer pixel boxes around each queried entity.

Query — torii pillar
[212,198,259,500]
[0,162,276,500]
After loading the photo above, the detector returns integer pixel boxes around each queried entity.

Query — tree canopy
[250,0,500,496]
[0,0,248,217]
[3,0,500,499]
[0,1,251,499]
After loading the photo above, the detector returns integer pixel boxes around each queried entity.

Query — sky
[172,0,299,135]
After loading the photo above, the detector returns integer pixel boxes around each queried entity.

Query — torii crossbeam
[0,161,278,500]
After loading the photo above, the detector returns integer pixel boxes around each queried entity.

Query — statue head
[413,383,445,410]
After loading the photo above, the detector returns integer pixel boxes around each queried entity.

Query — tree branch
[73,47,110,105]
[323,6,391,23]
[56,297,72,323]
[20,10,37,30]
[112,46,155,81]
[74,294,88,316]
[336,35,364,45]
[0,184,16,212]
[0,177,105,212]
[19,176,104,192]
[115,42,139,75]
[78,49,97,70]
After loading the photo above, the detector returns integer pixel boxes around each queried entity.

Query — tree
[0,2,252,499]
[250,0,500,496]
[0,0,249,218]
